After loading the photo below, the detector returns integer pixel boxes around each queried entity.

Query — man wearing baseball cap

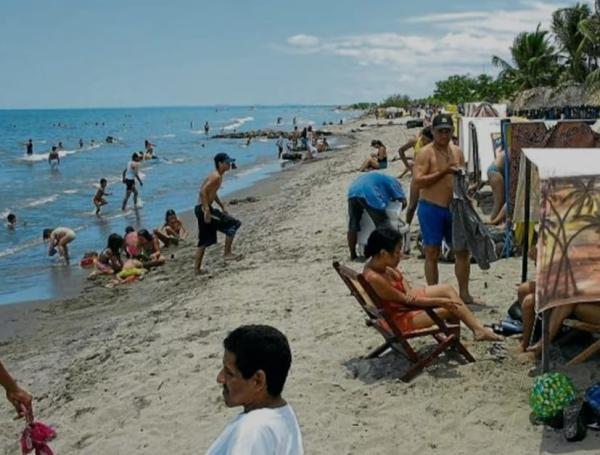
[194,153,242,274]
[412,113,480,305]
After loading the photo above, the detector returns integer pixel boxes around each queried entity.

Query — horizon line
[0,102,365,111]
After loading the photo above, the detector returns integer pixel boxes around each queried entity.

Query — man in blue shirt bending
[347,173,406,260]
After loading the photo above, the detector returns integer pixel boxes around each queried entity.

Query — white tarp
[460,117,502,181]
[464,102,507,117]
[522,148,600,179]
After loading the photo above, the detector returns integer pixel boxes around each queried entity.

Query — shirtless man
[413,114,478,305]
[194,153,242,274]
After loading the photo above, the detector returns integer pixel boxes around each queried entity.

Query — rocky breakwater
[212,129,333,139]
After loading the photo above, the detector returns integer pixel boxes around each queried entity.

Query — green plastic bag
[529,372,578,419]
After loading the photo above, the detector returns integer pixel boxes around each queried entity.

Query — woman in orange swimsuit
[362,227,502,341]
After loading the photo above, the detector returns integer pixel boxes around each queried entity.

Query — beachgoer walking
[204,121,210,135]
[347,172,406,260]
[26,139,33,155]
[207,325,304,454]
[93,178,111,215]
[412,114,479,304]
[121,153,143,211]
[292,126,299,149]
[0,359,32,419]
[276,133,285,159]
[43,226,76,263]
[396,127,433,225]
[194,153,242,274]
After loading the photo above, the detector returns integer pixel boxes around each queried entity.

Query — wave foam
[223,116,254,131]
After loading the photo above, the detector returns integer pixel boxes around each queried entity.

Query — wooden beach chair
[332,261,475,382]
[563,319,600,366]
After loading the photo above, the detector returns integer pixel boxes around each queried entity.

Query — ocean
[0,106,357,304]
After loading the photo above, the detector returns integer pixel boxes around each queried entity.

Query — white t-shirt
[206,404,303,455]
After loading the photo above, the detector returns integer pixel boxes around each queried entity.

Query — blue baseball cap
[214,152,237,168]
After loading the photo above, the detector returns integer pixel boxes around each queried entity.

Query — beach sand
[0,117,598,454]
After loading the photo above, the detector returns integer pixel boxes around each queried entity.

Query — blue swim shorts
[417,199,452,247]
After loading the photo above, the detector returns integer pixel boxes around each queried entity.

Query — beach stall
[521,148,600,370]
[464,117,503,184]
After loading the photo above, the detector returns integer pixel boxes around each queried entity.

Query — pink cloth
[20,408,56,455]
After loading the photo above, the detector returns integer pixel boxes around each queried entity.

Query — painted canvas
[536,176,600,312]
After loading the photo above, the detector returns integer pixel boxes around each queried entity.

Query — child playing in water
[43,227,76,263]
[93,178,111,215]
[6,213,16,229]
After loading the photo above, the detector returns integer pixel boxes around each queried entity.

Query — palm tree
[492,25,559,90]
[551,3,592,83]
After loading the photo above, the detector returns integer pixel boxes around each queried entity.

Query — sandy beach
[1,116,598,454]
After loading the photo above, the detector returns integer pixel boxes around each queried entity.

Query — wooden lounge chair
[333,261,475,382]
[563,319,600,366]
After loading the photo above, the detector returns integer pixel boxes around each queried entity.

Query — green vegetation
[373,1,600,106]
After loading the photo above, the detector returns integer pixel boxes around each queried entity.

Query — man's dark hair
[421,126,433,141]
[7,213,16,223]
[224,325,292,397]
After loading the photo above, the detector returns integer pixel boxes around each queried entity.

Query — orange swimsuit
[370,268,427,333]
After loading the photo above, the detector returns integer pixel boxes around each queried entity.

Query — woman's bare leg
[423,284,502,341]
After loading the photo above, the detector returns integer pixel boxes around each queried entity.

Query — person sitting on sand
[316,137,329,153]
[362,227,503,341]
[43,227,76,263]
[136,229,166,267]
[358,140,387,172]
[93,178,111,215]
[0,359,32,419]
[6,213,16,229]
[93,233,124,276]
[154,209,188,247]
[207,325,304,455]
[194,153,242,275]
[48,146,60,167]
[124,226,139,258]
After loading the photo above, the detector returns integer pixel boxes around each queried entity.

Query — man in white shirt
[206,325,304,455]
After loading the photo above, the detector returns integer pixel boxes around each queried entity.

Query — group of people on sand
[86,208,189,282]
[278,126,330,161]
[348,112,600,361]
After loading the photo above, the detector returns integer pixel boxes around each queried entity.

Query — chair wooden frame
[333,261,475,382]
[563,319,600,366]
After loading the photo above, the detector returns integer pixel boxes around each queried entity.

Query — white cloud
[287,34,319,47]
[279,1,584,98]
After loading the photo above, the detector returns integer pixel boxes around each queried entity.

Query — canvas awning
[521,148,600,370]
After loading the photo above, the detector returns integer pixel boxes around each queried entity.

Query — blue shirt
[347,173,405,210]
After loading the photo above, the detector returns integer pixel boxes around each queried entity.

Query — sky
[0,0,593,108]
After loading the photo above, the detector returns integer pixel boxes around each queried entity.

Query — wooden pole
[521,158,531,283]
[542,311,551,372]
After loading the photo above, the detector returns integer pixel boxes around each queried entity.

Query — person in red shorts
[362,227,502,340]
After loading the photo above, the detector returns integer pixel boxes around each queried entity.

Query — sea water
[0,106,357,304]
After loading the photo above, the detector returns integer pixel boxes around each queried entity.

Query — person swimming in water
[6,213,16,229]
[79,138,84,148]
[26,139,33,155]
[48,146,60,167]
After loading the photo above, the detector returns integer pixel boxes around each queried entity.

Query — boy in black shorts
[195,153,242,274]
